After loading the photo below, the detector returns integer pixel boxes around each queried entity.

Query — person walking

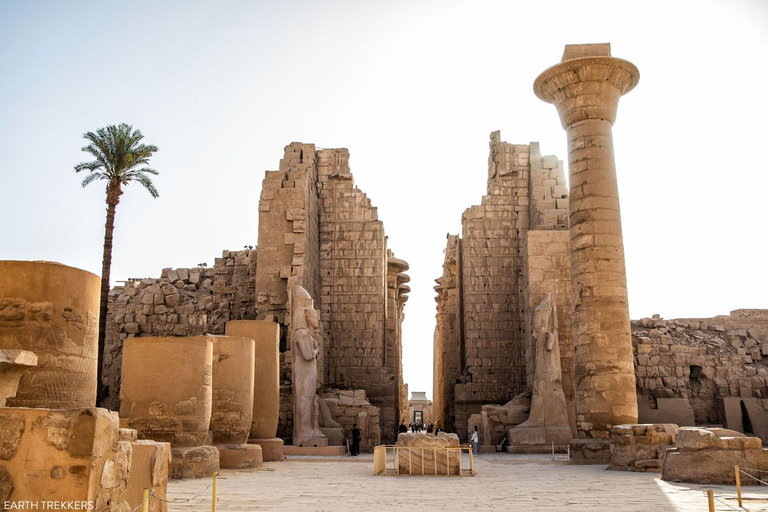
[471,426,479,456]
[351,423,361,456]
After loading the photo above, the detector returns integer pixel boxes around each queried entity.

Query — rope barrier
[712,495,743,511]
[130,472,218,509]
[740,466,768,475]
[737,468,768,486]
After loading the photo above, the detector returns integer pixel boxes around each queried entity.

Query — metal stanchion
[212,471,218,512]
[735,465,742,508]
[141,488,149,512]
[707,490,714,512]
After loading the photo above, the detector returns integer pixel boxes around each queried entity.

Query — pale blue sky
[1,0,767,397]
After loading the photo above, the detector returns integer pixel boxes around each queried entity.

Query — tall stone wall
[434,132,571,438]
[103,250,256,409]
[105,142,407,443]
[433,234,462,429]
[316,148,405,441]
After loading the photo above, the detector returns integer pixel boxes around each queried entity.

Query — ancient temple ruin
[104,143,409,443]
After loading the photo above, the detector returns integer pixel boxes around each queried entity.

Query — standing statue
[291,286,327,446]
[508,292,572,446]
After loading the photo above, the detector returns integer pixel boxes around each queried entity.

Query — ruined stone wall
[105,142,406,443]
[633,310,768,431]
[434,132,570,438]
[433,234,462,429]
[316,148,401,441]
[103,250,256,410]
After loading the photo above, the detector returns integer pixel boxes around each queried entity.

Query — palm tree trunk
[97,186,120,407]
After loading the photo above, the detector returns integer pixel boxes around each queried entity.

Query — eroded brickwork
[103,250,256,409]
[105,142,406,443]
[633,310,768,428]
[434,132,571,438]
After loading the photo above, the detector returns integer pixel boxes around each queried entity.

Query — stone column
[534,44,639,441]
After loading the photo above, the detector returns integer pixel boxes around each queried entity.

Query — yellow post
[735,465,742,508]
[552,441,555,461]
[212,471,218,512]
[141,488,149,512]
[706,490,714,512]
[567,444,570,465]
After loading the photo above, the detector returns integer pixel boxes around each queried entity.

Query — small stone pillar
[534,44,639,449]
[0,260,100,408]
[120,336,219,478]
[225,320,284,461]
[211,335,262,469]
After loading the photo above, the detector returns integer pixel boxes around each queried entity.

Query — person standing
[471,426,479,456]
[351,423,361,456]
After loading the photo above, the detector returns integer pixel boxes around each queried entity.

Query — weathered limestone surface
[224,320,280,439]
[480,393,530,446]
[0,407,169,511]
[291,285,326,447]
[104,250,256,409]
[534,43,639,438]
[211,336,255,445]
[106,142,407,445]
[507,293,572,450]
[0,349,37,406]
[0,260,100,408]
[433,135,571,439]
[662,427,768,484]
[608,424,678,472]
[321,388,381,446]
[634,310,768,435]
[395,433,462,475]
[120,336,218,479]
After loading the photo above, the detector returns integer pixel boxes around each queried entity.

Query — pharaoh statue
[508,292,571,446]
[290,285,327,446]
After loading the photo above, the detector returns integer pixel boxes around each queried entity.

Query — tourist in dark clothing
[398,423,407,434]
[351,423,361,456]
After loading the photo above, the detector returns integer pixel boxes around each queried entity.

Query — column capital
[534,44,639,128]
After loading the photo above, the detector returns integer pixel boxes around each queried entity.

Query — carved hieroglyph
[508,293,571,446]
[120,336,213,447]
[211,335,255,444]
[0,260,100,408]
[290,286,326,446]
[534,44,639,438]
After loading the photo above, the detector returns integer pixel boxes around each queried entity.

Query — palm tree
[75,123,159,407]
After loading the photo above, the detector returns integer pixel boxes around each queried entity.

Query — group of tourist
[397,422,443,435]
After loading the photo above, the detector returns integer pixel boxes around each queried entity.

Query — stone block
[395,433,462,475]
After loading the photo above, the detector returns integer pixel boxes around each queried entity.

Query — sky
[1,0,767,399]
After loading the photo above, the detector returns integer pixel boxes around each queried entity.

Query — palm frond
[81,172,103,188]
[134,174,159,198]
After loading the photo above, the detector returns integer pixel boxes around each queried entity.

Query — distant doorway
[414,411,423,424]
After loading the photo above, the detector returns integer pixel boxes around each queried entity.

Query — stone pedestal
[216,443,263,469]
[248,437,284,461]
[0,260,100,408]
[507,426,572,453]
[534,44,639,439]
[120,336,219,478]
[396,433,462,475]
[569,438,612,465]
[662,427,768,484]
[609,423,678,472]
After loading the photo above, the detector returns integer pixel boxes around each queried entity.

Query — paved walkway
[165,453,768,511]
